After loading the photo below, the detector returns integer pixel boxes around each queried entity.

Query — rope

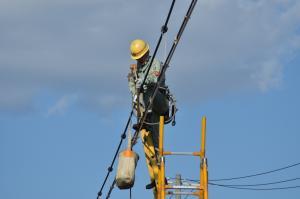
[129,188,132,199]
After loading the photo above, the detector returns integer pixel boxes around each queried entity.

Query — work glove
[136,78,149,92]
[135,78,143,89]
[133,94,138,104]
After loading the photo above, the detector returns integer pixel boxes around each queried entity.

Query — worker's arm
[145,58,162,86]
[128,64,137,96]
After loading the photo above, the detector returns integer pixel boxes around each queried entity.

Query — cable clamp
[161,25,168,33]
[107,166,113,172]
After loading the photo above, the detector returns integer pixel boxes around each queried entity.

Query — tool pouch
[116,149,139,189]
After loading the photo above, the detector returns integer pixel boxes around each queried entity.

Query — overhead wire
[167,178,202,199]
[209,182,300,191]
[96,0,177,198]
[131,0,198,147]
[184,194,191,199]
[209,162,300,182]
[134,0,176,122]
[95,0,300,197]
[97,110,133,199]
[169,174,300,192]
[98,0,199,197]
[180,177,300,187]
[211,177,300,187]
[105,179,116,199]
[139,0,176,90]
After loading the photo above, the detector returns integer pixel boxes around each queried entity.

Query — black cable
[136,0,175,120]
[209,162,300,182]
[98,0,198,196]
[209,182,300,191]
[97,110,133,199]
[135,0,176,126]
[132,0,198,146]
[214,177,300,187]
[105,179,116,199]
[182,177,300,187]
[183,190,194,199]
[140,0,176,89]
[97,0,177,197]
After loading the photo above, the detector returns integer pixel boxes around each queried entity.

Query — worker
[128,39,171,190]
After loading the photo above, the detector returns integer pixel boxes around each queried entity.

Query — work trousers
[142,88,169,150]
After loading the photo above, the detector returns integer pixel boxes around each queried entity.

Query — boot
[145,178,168,190]
[145,180,156,189]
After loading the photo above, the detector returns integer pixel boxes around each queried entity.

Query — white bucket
[116,149,139,189]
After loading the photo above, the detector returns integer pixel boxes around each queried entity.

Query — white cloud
[168,0,300,101]
[0,0,299,113]
[251,60,283,92]
[47,95,77,116]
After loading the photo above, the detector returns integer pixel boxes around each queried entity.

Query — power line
[105,179,116,199]
[139,0,176,91]
[181,177,300,187]
[97,110,133,199]
[98,0,199,196]
[209,162,300,182]
[213,177,300,187]
[209,182,300,191]
[131,0,198,146]
[96,0,177,197]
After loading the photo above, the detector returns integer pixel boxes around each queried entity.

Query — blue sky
[1,0,300,199]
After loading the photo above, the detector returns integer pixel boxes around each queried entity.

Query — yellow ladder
[157,116,208,199]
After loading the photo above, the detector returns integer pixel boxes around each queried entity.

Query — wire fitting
[161,25,168,33]
[121,134,126,139]
[107,166,113,172]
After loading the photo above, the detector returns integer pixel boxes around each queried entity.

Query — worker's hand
[135,78,143,89]
[133,94,138,104]
[130,64,137,71]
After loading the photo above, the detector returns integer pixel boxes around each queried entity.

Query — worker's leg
[140,129,159,182]
[140,129,159,198]
[148,112,160,153]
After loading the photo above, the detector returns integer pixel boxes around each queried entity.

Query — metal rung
[163,151,203,156]
[167,191,199,195]
[165,185,201,190]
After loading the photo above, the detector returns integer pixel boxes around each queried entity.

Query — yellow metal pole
[201,116,206,158]
[203,158,208,199]
[159,116,164,162]
[200,116,207,199]
[159,116,165,199]
[200,163,203,199]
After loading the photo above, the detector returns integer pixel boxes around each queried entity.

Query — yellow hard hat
[130,39,149,60]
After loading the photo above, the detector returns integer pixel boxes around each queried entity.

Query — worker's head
[130,39,149,63]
